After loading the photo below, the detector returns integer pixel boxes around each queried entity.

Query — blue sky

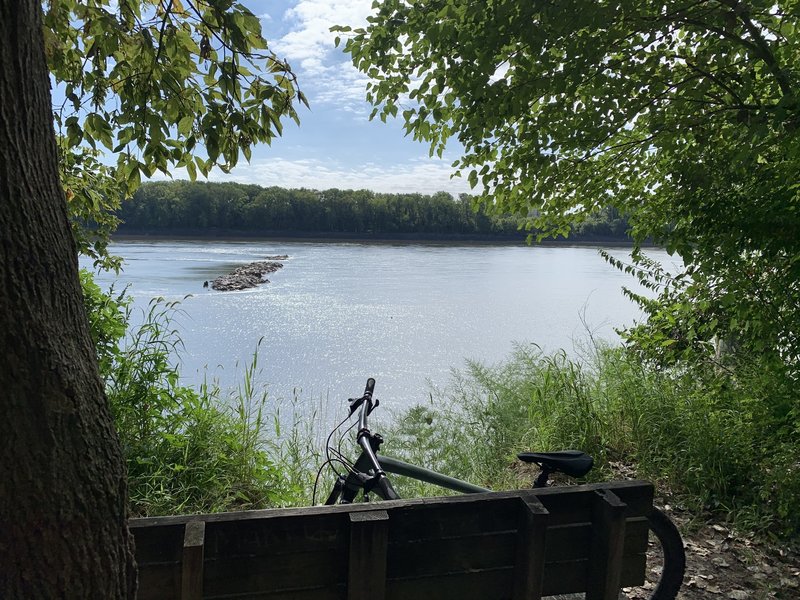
[199,0,471,195]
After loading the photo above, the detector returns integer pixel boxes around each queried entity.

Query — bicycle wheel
[550,508,685,600]
[642,507,686,600]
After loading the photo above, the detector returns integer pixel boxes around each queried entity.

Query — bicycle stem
[356,380,388,480]
[357,426,385,478]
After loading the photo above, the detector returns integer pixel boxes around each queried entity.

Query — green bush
[80,269,128,378]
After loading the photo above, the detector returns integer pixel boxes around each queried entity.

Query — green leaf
[177,116,194,136]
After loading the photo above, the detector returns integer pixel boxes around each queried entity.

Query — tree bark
[0,1,136,597]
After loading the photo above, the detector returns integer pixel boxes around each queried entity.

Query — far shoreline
[112,229,653,248]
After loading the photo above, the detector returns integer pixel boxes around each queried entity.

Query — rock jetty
[211,255,288,291]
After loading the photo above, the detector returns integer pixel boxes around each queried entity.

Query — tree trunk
[0,1,136,597]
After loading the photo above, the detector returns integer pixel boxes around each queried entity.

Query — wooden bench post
[348,510,389,600]
[181,520,205,600]
[513,494,549,600]
[587,489,627,600]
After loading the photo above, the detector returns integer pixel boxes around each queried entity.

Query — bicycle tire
[644,507,686,600]
[551,508,685,600]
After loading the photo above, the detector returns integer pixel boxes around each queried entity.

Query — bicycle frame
[323,378,685,599]
[328,450,487,504]
[377,454,489,494]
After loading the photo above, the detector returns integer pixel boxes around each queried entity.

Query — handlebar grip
[364,378,375,399]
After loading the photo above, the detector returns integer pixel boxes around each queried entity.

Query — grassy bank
[83,274,319,516]
[383,345,799,538]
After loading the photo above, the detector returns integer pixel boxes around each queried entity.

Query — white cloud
[277,0,372,68]
[198,156,473,196]
[140,2,476,200]
[273,0,375,111]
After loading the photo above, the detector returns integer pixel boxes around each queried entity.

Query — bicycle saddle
[517,450,594,478]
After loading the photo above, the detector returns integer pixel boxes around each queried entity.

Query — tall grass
[105,300,280,515]
[82,273,321,516]
[384,344,800,537]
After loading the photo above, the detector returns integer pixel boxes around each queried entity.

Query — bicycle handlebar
[364,377,375,399]
[347,377,376,418]
[358,378,375,431]
[354,378,383,474]
[335,379,397,503]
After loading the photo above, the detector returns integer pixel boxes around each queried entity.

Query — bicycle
[316,378,686,600]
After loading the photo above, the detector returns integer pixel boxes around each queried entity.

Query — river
[85,240,676,412]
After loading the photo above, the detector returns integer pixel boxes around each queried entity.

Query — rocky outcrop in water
[211,255,288,291]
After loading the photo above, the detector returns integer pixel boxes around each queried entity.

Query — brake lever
[348,395,380,417]
[367,398,380,415]
[347,395,364,416]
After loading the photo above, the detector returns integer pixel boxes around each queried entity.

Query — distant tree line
[116,181,630,241]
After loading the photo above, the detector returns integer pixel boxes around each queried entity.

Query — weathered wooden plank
[625,516,651,555]
[539,517,648,563]
[620,517,649,587]
[128,481,652,529]
[136,564,180,600]
[542,522,592,562]
[129,490,525,528]
[199,525,641,595]
[202,515,345,557]
[513,496,548,600]
[598,481,653,517]
[205,586,346,600]
[202,550,347,597]
[387,567,513,600]
[386,531,517,579]
[133,523,185,563]
[386,497,521,543]
[195,525,645,597]
[348,510,389,600]
[587,489,627,600]
[129,482,656,600]
[190,516,646,589]
[133,523,185,600]
[528,486,650,527]
[181,520,205,600]
[541,554,647,596]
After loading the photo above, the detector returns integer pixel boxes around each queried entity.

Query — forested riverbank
[116,181,632,243]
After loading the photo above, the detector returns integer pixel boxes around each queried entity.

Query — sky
[199,0,472,196]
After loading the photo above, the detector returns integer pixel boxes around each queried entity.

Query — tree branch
[717,0,795,98]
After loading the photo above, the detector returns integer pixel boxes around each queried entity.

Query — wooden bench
[130,480,654,600]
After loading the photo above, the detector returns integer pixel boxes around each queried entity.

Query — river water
[86,240,675,412]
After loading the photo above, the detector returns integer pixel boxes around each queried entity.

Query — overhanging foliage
[337,0,800,373]
[45,0,307,267]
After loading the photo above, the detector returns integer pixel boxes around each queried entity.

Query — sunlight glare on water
[86,240,678,413]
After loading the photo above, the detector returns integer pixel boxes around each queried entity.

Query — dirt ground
[514,461,799,599]
[626,502,799,600]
